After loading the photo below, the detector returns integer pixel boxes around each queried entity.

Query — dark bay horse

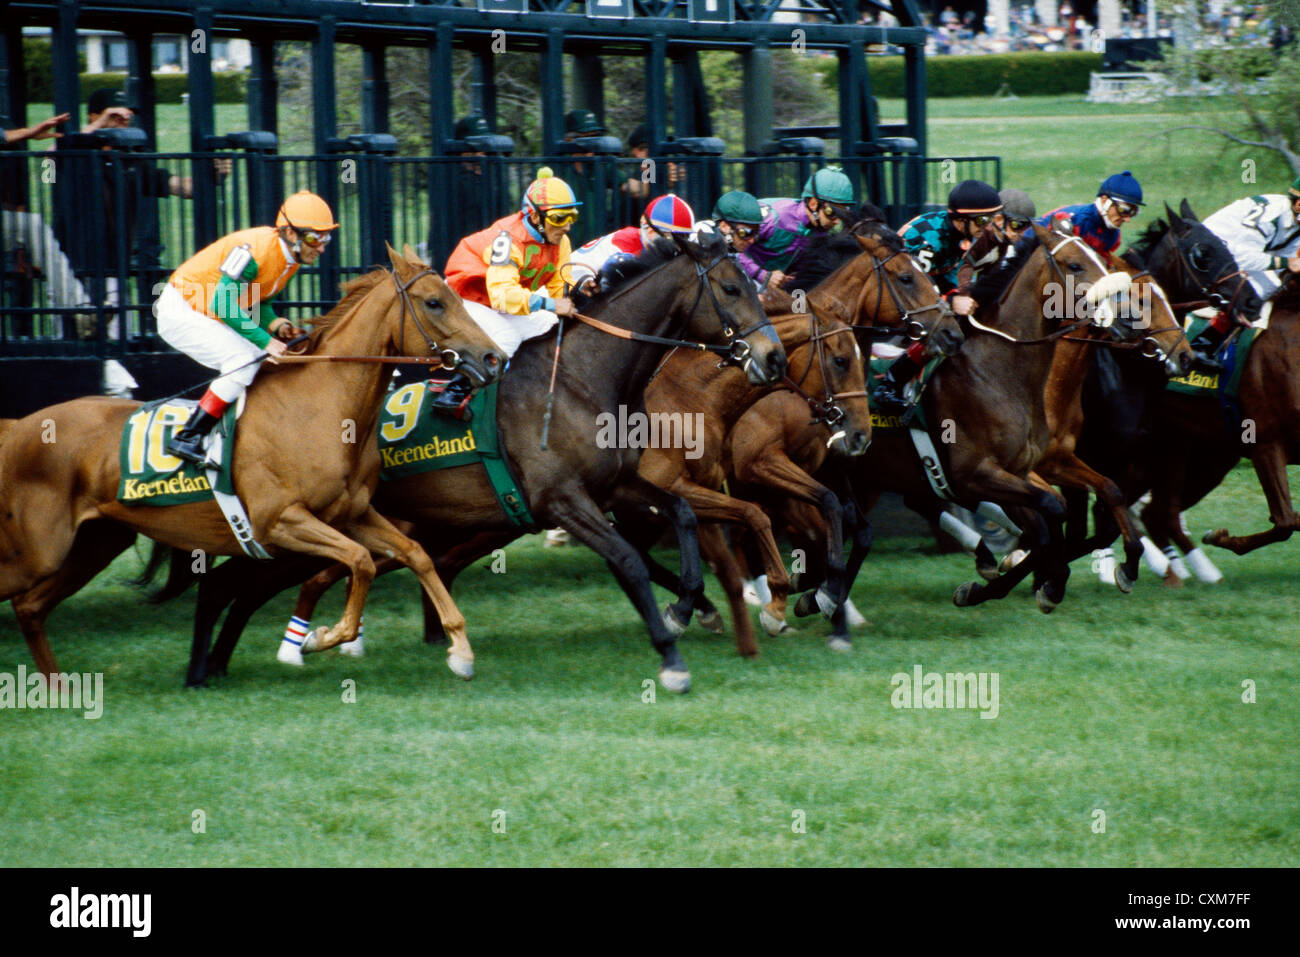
[0,245,502,680]
[160,234,787,692]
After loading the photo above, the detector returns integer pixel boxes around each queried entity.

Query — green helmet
[1289,175,1300,199]
[712,190,763,225]
[801,167,854,207]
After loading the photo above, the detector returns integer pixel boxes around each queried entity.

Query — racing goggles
[1004,217,1032,231]
[960,213,998,228]
[296,228,333,248]
[725,222,759,240]
[1107,198,1140,219]
[543,208,580,227]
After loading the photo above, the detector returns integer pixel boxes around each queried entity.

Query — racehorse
[627,225,961,654]
[156,233,787,691]
[0,245,502,680]
[1060,202,1267,576]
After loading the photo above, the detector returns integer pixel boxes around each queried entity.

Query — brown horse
[630,229,960,654]
[0,244,502,680]
[1142,274,1300,562]
[155,234,787,691]
[1011,258,1194,589]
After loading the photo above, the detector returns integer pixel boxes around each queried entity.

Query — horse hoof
[759,609,793,636]
[793,591,818,618]
[1035,587,1060,614]
[843,598,867,629]
[827,635,852,653]
[659,668,691,694]
[338,635,366,657]
[447,654,475,680]
[1202,528,1228,548]
[998,549,1028,574]
[276,642,305,666]
[662,605,688,637]
[697,609,726,634]
[814,585,837,619]
[976,561,1000,582]
[953,582,982,607]
[1113,565,1133,594]
[1162,570,1185,589]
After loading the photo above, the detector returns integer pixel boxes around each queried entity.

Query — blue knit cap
[1098,170,1144,206]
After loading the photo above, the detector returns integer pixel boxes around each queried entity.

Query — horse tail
[131,541,199,604]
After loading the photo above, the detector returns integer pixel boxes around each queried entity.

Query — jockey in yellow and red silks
[437,168,581,417]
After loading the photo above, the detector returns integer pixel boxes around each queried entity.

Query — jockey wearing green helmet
[696,190,765,254]
[737,167,855,293]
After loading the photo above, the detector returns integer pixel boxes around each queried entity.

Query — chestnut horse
[0,245,501,680]
[152,234,787,691]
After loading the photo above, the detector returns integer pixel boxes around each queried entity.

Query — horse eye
[834,355,849,371]
[721,283,741,296]
[1189,246,1210,271]
[424,298,443,312]
[899,272,914,284]
[1068,262,1082,273]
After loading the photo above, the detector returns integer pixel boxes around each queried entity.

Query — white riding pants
[155,283,264,403]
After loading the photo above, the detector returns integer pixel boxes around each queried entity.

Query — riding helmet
[802,168,854,209]
[523,167,582,214]
[998,188,1036,221]
[277,191,339,232]
[645,194,696,233]
[947,179,1002,215]
[1098,170,1144,206]
[712,190,764,226]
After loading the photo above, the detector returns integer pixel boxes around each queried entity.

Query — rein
[780,315,866,429]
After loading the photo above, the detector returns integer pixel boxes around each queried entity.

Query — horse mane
[1270,272,1300,312]
[572,237,688,309]
[788,205,899,292]
[305,267,390,344]
[1122,217,1168,268]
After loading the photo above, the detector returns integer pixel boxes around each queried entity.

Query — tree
[1155,0,1300,176]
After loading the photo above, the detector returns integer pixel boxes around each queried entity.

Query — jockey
[439,167,581,417]
[158,190,336,465]
[1190,176,1300,367]
[954,187,1037,296]
[873,179,1003,411]
[738,167,854,292]
[568,193,695,293]
[694,190,765,255]
[1039,170,1144,256]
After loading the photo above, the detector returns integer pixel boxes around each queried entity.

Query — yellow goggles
[544,209,580,227]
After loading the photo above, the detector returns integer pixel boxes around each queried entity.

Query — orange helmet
[276,191,338,233]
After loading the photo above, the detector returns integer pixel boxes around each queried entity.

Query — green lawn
[1,462,1295,867]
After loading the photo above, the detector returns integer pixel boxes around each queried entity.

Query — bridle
[1163,231,1253,319]
[781,311,867,432]
[1055,266,1189,362]
[392,265,475,373]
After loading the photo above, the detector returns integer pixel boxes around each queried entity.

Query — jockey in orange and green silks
[437,167,581,418]
[156,190,338,465]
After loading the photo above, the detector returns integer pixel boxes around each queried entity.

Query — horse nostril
[485,353,500,369]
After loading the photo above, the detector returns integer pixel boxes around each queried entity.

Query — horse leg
[420,529,517,645]
[11,521,136,679]
[609,479,706,637]
[697,522,761,657]
[1204,443,1300,555]
[262,506,375,659]
[544,489,691,692]
[1041,455,1142,593]
[343,508,473,679]
[202,556,324,678]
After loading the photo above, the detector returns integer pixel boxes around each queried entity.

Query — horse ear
[1029,221,1054,246]
[1179,199,1199,222]
[854,233,877,253]
[386,242,410,277]
[401,243,423,265]
[1164,202,1183,230]
[672,232,705,261]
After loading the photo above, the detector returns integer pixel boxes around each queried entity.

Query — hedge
[21,40,245,105]
[858,51,1106,98]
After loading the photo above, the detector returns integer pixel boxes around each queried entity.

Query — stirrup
[166,434,208,466]
[431,389,473,421]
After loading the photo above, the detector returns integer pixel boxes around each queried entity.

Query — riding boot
[166,407,221,466]
[872,342,926,411]
[1188,311,1232,370]
[431,374,474,422]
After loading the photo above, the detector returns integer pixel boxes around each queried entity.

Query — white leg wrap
[741,579,761,607]
[974,501,1023,538]
[277,615,310,665]
[754,574,773,606]
[843,597,867,628]
[1141,537,1170,576]
[339,615,367,656]
[1183,547,1224,584]
[1163,545,1190,580]
[1095,547,1116,585]
[939,510,984,552]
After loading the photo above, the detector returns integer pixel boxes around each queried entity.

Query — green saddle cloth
[1167,317,1258,398]
[116,399,237,506]
[378,380,536,529]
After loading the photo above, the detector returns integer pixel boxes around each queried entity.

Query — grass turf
[1,462,1295,867]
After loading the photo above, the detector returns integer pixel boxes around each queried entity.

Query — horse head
[385,243,502,388]
[671,232,787,386]
[1104,255,1195,378]
[1157,202,1263,324]
[849,230,964,358]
